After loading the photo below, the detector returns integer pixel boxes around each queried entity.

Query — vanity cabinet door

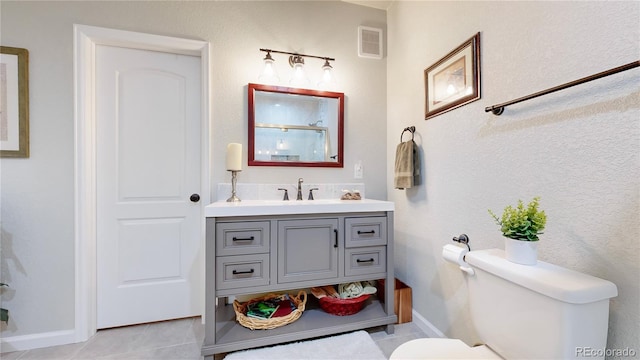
[277,218,339,283]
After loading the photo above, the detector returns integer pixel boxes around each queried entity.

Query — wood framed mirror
[248,83,344,167]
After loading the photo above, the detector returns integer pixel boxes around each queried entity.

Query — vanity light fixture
[289,55,309,86]
[318,59,335,87]
[258,50,279,83]
[259,48,335,87]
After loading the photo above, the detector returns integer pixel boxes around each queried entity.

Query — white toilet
[391,248,618,360]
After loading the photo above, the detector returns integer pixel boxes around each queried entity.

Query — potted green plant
[488,197,547,265]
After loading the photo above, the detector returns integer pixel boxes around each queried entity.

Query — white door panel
[96,45,202,329]
[117,69,185,201]
[118,218,183,283]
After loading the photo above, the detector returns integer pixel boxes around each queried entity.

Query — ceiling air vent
[358,26,383,59]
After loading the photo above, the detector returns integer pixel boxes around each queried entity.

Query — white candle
[226,143,242,171]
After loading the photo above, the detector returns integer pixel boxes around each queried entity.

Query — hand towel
[394,140,420,189]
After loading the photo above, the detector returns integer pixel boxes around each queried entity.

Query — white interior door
[96,45,202,329]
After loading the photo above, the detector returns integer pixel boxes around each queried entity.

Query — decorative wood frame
[424,32,480,120]
[0,46,29,157]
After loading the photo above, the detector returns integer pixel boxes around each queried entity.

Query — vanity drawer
[216,254,270,290]
[345,246,386,276]
[216,221,270,256]
[345,217,387,248]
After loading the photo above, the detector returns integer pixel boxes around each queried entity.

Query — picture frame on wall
[1,46,29,158]
[424,32,480,120]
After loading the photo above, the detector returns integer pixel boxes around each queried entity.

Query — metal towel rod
[400,126,415,142]
[485,60,640,115]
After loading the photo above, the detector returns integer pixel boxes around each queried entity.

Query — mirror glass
[248,83,344,167]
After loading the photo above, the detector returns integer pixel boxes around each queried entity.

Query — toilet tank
[465,249,618,360]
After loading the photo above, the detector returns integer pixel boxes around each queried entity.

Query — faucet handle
[308,188,319,200]
[277,188,289,201]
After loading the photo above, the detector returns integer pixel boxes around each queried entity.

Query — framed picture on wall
[1,46,29,158]
[424,32,480,120]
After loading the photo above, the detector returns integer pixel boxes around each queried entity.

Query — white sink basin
[204,198,394,217]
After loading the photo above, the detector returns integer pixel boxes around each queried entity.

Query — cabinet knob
[190,193,200,202]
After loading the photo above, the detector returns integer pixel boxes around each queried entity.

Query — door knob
[190,193,200,203]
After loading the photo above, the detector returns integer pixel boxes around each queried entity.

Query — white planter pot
[504,237,538,265]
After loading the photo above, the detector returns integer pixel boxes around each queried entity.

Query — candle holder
[226,170,241,202]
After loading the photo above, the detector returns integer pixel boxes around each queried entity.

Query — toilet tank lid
[465,249,618,304]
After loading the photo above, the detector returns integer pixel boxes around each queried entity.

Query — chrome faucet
[296,178,304,200]
[308,188,319,200]
[277,188,289,201]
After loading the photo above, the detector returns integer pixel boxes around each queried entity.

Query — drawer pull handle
[232,269,255,275]
[357,230,376,235]
[356,258,375,263]
[232,236,255,241]
[334,229,339,248]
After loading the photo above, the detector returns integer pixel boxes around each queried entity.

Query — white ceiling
[342,0,394,11]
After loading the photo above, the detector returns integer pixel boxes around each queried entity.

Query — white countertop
[204,199,394,217]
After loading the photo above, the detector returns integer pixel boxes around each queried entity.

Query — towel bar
[485,60,639,115]
[400,126,415,142]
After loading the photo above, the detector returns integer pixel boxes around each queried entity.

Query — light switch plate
[354,161,363,179]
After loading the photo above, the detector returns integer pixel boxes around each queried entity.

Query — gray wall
[0,0,386,341]
[387,0,639,355]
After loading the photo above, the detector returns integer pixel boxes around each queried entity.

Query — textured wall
[0,0,386,342]
[387,1,639,355]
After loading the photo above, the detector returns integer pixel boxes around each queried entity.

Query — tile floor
[1,317,426,359]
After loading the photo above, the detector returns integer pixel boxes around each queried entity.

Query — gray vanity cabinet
[202,211,396,359]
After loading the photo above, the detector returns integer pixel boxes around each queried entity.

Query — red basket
[318,294,370,316]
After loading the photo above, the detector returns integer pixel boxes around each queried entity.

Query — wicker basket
[318,294,370,316]
[233,291,307,330]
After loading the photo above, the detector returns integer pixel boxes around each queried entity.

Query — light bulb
[322,68,332,83]
[289,55,309,86]
[318,59,336,88]
[258,52,279,84]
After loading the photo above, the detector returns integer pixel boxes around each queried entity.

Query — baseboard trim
[0,329,77,353]
[410,309,446,338]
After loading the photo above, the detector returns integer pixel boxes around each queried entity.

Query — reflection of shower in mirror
[248,83,344,167]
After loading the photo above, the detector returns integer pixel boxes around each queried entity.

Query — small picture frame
[1,46,29,158]
[424,32,480,120]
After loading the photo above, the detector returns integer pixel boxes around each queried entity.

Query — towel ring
[400,126,415,142]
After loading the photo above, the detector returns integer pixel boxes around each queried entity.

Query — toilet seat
[390,338,501,359]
